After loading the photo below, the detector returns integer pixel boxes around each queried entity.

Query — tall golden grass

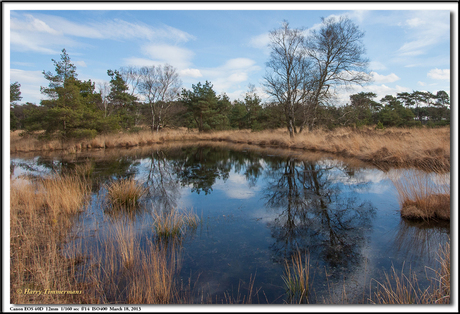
[83,219,183,304]
[104,178,147,211]
[10,168,450,305]
[390,169,450,220]
[370,241,450,304]
[282,251,311,304]
[10,173,91,304]
[10,126,450,171]
[152,207,199,239]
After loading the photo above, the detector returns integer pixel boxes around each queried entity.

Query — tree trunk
[151,105,155,132]
[288,121,295,138]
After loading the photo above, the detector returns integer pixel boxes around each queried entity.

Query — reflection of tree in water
[392,219,450,262]
[29,154,137,178]
[228,150,264,187]
[170,146,232,195]
[33,155,139,191]
[263,158,375,278]
[140,149,180,212]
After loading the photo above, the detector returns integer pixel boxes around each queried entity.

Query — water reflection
[392,219,450,262]
[263,158,375,277]
[141,149,181,211]
[170,146,232,195]
[10,144,450,303]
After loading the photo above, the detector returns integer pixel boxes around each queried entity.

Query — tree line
[10,16,450,140]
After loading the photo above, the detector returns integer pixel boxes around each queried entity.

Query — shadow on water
[10,143,450,304]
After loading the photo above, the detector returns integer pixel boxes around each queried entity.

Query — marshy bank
[10,126,450,172]
[10,143,450,305]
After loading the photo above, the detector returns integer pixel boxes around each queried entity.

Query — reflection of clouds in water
[176,188,195,209]
[213,172,261,199]
[355,180,393,195]
[10,157,54,179]
[325,166,388,187]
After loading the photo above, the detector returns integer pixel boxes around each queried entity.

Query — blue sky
[5,3,456,106]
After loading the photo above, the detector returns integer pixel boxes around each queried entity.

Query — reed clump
[282,251,311,304]
[152,207,199,239]
[105,178,147,210]
[84,219,183,304]
[370,241,450,304]
[10,174,90,304]
[390,169,450,220]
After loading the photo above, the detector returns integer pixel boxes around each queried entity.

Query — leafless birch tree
[264,17,370,136]
[139,64,181,132]
[264,21,313,138]
[300,16,371,132]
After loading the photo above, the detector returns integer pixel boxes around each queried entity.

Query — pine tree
[28,48,117,140]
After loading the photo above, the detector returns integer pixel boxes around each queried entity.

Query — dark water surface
[10,144,450,304]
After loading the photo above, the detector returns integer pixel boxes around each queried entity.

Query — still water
[10,144,450,303]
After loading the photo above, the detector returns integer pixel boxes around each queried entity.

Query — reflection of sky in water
[10,147,450,304]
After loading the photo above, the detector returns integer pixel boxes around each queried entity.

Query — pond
[10,143,450,304]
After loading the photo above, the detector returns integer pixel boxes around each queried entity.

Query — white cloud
[229,58,255,69]
[396,11,450,57]
[249,32,270,50]
[124,54,260,100]
[10,69,46,84]
[228,72,248,83]
[226,89,246,101]
[179,68,203,78]
[11,61,35,67]
[141,44,195,69]
[11,14,60,35]
[74,61,87,68]
[368,61,387,71]
[10,69,48,104]
[348,10,368,24]
[427,68,450,80]
[122,57,160,67]
[335,83,411,106]
[10,31,62,54]
[181,58,260,98]
[370,71,400,83]
[10,12,195,54]
[204,59,260,94]
[417,81,426,86]
[405,18,425,28]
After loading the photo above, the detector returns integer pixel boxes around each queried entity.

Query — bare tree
[300,16,371,132]
[264,21,313,138]
[96,81,111,117]
[120,66,143,96]
[139,64,182,132]
[264,17,370,135]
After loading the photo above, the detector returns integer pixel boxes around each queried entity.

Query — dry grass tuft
[390,169,450,220]
[105,178,147,211]
[282,251,311,304]
[152,207,199,239]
